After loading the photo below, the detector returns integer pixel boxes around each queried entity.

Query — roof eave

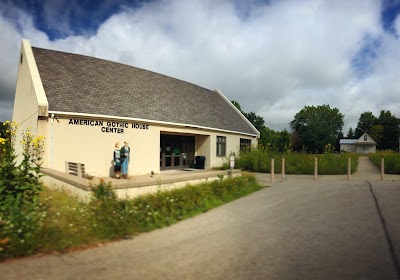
[48,110,259,137]
[214,89,260,138]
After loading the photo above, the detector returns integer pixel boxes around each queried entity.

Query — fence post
[347,158,351,180]
[314,157,318,179]
[282,157,285,180]
[271,158,275,183]
[381,158,384,181]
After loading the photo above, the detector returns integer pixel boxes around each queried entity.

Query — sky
[1,0,400,132]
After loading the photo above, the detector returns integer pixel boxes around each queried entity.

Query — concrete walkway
[353,156,381,180]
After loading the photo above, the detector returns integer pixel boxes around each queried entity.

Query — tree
[231,100,242,112]
[231,100,290,152]
[375,110,400,150]
[231,101,265,131]
[346,127,355,139]
[277,129,291,153]
[369,125,384,148]
[355,112,377,138]
[290,105,344,153]
[243,112,265,132]
[336,131,344,151]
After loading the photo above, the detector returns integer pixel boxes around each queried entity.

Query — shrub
[0,122,44,205]
[229,148,358,175]
[0,121,46,259]
[0,174,263,260]
[89,180,138,239]
[0,199,46,259]
[370,153,400,174]
[37,189,94,252]
[130,175,262,232]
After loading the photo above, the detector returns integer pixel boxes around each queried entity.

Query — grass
[221,149,359,175]
[369,152,400,174]
[0,175,264,260]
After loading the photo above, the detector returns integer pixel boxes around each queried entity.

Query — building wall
[355,145,376,154]
[43,115,257,177]
[340,144,355,153]
[340,144,376,154]
[46,117,158,177]
[12,40,48,164]
[195,135,211,169]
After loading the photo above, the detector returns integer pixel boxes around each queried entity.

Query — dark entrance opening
[160,134,195,170]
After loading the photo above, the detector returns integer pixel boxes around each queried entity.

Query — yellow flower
[5,130,9,133]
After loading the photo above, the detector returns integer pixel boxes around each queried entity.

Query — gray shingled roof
[32,47,258,136]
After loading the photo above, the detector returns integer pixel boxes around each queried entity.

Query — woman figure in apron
[113,142,121,179]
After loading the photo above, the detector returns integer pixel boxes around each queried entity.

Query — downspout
[50,113,54,169]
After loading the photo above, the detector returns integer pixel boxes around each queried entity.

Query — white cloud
[1,0,399,132]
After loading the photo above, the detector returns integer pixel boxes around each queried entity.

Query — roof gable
[340,133,377,146]
[356,133,377,144]
[31,47,258,136]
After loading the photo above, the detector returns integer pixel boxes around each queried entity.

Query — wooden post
[381,158,384,181]
[229,155,234,179]
[270,158,275,183]
[314,157,318,179]
[347,158,351,180]
[282,157,285,180]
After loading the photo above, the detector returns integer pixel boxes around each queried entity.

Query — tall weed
[232,149,358,175]
[370,153,400,174]
[0,175,263,260]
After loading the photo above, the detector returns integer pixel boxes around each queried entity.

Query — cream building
[12,40,259,177]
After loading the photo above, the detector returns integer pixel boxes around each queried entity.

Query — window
[364,135,368,141]
[240,138,252,153]
[216,136,226,157]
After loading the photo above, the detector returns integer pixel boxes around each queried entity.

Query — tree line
[232,101,400,153]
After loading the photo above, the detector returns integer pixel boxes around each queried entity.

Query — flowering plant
[0,121,46,257]
[0,121,45,205]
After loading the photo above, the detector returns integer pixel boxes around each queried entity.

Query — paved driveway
[1,178,400,280]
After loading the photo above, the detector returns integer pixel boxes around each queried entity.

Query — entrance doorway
[160,134,195,170]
